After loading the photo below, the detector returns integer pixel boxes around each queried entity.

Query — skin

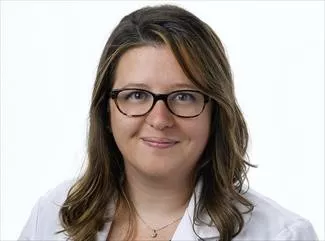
[108,45,211,239]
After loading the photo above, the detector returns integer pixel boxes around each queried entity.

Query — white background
[1,1,324,240]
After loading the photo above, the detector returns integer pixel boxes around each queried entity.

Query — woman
[19,4,318,241]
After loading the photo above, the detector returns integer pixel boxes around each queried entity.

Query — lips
[141,137,179,149]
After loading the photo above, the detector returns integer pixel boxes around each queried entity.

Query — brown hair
[58,4,256,241]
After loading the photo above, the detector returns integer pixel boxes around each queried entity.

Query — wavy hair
[58,4,256,241]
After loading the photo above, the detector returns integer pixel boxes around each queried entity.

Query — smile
[141,137,179,149]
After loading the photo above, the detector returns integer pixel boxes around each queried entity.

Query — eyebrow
[119,82,197,90]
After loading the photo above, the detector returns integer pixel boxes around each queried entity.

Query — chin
[138,163,177,178]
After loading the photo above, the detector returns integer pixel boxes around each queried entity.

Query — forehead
[113,45,197,91]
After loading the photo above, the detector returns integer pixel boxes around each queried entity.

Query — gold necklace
[135,209,183,238]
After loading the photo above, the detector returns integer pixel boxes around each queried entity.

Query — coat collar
[171,179,220,240]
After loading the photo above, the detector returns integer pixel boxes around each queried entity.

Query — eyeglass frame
[109,88,210,118]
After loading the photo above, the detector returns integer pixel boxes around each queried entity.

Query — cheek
[109,102,141,141]
[187,106,211,143]
[186,119,210,144]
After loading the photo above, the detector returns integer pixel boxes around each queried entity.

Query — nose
[145,100,174,130]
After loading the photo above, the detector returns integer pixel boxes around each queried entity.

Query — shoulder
[18,179,77,240]
[236,188,318,240]
[40,179,76,207]
[36,179,77,219]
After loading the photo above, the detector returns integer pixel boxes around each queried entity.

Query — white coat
[18,180,318,240]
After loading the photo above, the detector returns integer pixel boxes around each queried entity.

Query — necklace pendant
[151,230,158,238]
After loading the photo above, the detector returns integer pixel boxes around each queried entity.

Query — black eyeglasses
[109,88,210,118]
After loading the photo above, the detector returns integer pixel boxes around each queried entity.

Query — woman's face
[109,45,211,180]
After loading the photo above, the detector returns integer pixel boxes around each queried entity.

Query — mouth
[141,137,180,149]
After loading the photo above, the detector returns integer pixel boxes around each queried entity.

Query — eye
[173,92,196,102]
[120,90,150,102]
[129,91,146,99]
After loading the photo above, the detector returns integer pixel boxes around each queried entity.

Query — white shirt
[19,180,318,240]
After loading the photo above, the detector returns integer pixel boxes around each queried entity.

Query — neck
[123,167,194,221]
